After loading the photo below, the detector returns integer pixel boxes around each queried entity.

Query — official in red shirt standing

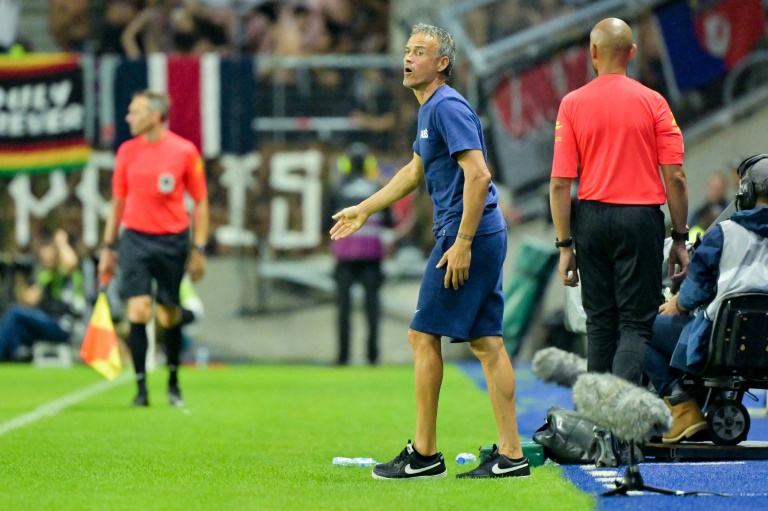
[99,90,209,407]
[549,18,689,385]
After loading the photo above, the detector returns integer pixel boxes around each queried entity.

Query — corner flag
[80,293,122,380]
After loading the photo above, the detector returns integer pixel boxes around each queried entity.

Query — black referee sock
[159,324,183,388]
[129,322,149,393]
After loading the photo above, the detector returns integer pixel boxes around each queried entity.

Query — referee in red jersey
[549,18,689,385]
[99,90,209,407]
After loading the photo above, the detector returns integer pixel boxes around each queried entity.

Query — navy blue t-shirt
[412,85,505,237]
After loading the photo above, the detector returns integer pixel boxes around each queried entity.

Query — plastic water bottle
[195,346,210,369]
[455,453,477,464]
[332,457,378,467]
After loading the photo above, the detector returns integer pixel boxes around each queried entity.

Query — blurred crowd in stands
[0,0,765,252]
[42,0,618,58]
[47,0,389,57]
[44,0,600,57]
[464,0,594,45]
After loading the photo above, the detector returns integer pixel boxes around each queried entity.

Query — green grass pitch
[0,364,594,510]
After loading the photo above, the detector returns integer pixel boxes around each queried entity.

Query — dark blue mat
[457,360,768,508]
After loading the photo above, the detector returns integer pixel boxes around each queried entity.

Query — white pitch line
[591,469,621,476]
[655,461,746,466]
[0,374,130,437]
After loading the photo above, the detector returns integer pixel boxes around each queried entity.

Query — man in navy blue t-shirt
[330,23,529,480]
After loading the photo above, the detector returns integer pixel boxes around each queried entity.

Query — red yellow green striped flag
[80,293,122,380]
[0,53,91,175]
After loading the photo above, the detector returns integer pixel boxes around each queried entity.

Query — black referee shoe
[456,445,530,479]
[168,385,185,408]
[372,441,447,480]
[132,392,149,407]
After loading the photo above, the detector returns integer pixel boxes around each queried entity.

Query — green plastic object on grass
[479,440,545,467]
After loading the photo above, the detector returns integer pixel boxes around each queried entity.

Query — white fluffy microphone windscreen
[573,373,672,441]
[532,347,587,388]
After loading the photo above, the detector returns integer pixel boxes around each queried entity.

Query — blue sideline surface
[457,360,768,510]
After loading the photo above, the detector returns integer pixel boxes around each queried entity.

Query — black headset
[735,154,768,211]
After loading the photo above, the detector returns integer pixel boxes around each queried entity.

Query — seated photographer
[0,230,85,362]
[644,155,768,443]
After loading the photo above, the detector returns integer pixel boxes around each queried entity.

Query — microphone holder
[602,442,728,497]
[602,445,679,496]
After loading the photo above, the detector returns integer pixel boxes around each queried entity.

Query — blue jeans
[0,305,70,361]
[644,314,694,397]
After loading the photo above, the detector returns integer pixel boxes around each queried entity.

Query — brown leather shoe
[662,396,708,443]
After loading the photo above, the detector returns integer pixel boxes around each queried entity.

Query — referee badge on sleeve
[158,173,175,194]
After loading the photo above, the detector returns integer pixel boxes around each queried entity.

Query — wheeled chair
[699,293,768,446]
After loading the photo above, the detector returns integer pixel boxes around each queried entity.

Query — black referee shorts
[117,228,189,306]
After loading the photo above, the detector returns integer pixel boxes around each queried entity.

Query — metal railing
[441,0,672,77]
[252,54,405,145]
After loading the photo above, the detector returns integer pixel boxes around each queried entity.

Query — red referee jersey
[551,74,684,205]
[113,131,207,234]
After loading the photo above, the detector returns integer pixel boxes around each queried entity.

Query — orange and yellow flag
[80,293,122,380]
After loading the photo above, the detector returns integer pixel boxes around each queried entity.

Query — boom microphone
[532,347,587,388]
[572,373,672,441]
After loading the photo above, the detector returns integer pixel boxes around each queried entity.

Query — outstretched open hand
[330,206,369,240]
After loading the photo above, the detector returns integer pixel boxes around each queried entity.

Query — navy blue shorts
[117,228,189,306]
[410,230,507,342]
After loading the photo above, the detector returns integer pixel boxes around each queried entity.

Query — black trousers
[335,260,383,364]
[575,201,665,385]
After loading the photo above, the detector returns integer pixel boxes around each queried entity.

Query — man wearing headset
[644,154,768,443]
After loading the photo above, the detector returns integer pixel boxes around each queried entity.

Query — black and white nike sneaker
[456,444,530,479]
[372,441,447,480]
